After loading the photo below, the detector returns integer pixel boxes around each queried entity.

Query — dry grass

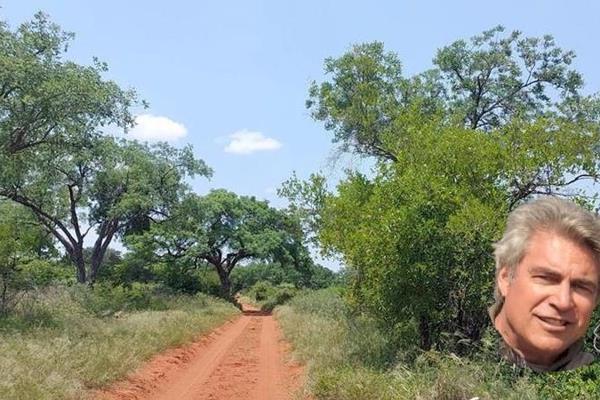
[276,289,544,400]
[0,285,239,400]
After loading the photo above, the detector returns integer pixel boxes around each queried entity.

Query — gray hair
[491,196,600,315]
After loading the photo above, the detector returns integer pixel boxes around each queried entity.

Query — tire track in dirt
[94,304,304,400]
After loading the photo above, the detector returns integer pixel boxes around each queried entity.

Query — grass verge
[0,284,239,400]
[276,289,600,400]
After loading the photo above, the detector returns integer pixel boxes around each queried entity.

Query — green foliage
[69,282,170,316]
[231,262,296,292]
[0,12,136,157]
[0,13,211,284]
[151,262,222,296]
[128,189,315,298]
[307,27,598,161]
[316,115,600,349]
[0,201,58,313]
[277,289,600,400]
[291,27,600,352]
[244,280,299,311]
[531,363,600,399]
[278,172,330,247]
[282,289,412,368]
[286,287,349,319]
[19,259,73,287]
[246,280,277,301]
[316,123,503,348]
[231,261,336,292]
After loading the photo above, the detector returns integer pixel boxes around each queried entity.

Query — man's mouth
[536,315,571,327]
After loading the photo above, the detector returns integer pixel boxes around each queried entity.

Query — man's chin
[522,336,572,365]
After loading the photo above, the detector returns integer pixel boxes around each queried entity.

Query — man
[491,197,600,372]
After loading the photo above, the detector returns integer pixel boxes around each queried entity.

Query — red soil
[94,304,305,400]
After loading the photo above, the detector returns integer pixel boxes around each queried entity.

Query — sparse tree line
[0,13,334,313]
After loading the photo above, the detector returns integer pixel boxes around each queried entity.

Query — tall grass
[277,289,600,400]
[0,284,239,400]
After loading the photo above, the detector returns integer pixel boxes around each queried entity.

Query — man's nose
[549,282,574,311]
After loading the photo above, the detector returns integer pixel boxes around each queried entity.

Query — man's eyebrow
[572,277,598,291]
[528,266,597,290]
[528,266,562,278]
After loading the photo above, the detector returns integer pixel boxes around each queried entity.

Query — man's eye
[574,284,594,294]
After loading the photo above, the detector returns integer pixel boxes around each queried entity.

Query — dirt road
[95,304,304,400]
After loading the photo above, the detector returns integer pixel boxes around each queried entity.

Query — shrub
[532,363,600,399]
[247,281,277,302]
[276,288,554,399]
[244,281,300,311]
[69,282,169,316]
[20,260,73,286]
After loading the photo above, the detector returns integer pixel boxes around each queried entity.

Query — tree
[278,171,329,248]
[434,26,587,129]
[0,12,136,159]
[0,14,211,283]
[307,27,599,168]
[128,189,313,298]
[2,135,209,283]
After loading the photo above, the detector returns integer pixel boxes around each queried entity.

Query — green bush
[286,287,349,319]
[261,285,298,311]
[247,281,277,302]
[276,288,583,399]
[231,263,294,292]
[20,260,73,286]
[532,363,600,399]
[69,282,169,316]
[244,281,300,311]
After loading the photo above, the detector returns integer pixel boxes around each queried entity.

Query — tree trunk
[218,272,232,299]
[214,264,232,300]
[89,243,108,283]
[70,247,87,284]
[419,314,432,350]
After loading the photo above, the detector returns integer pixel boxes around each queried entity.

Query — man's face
[497,230,599,366]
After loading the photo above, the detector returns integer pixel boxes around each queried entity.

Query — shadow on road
[242,308,271,317]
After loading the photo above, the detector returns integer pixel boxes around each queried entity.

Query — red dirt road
[95,304,305,400]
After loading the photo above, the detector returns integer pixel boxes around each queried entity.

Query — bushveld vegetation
[277,25,600,399]
[0,13,334,399]
[3,11,600,400]
[278,290,600,399]
[282,26,600,352]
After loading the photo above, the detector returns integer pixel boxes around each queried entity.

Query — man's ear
[497,266,511,297]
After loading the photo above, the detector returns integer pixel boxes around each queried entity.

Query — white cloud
[130,114,187,141]
[224,129,282,154]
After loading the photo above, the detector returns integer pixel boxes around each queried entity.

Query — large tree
[128,189,313,298]
[2,134,209,283]
[307,27,599,168]
[0,12,136,158]
[0,14,211,283]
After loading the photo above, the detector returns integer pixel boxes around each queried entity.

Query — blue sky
[2,1,600,269]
